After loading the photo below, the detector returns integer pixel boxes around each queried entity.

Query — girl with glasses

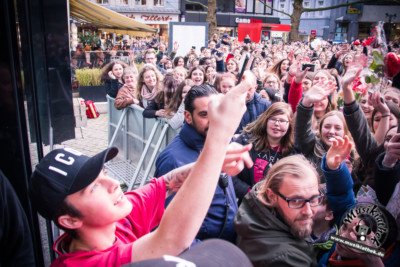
[232,102,296,202]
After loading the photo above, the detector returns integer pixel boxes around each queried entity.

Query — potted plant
[76,68,106,102]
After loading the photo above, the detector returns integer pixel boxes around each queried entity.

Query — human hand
[222,142,253,176]
[336,44,349,58]
[326,135,352,170]
[369,92,389,115]
[302,83,333,107]
[294,62,310,84]
[382,133,400,168]
[108,71,116,79]
[155,109,168,117]
[341,66,362,91]
[259,90,270,100]
[173,41,179,52]
[207,72,253,139]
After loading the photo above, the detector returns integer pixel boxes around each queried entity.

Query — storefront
[122,13,180,41]
[185,11,281,40]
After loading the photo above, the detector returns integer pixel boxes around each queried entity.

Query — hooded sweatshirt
[235,185,318,267]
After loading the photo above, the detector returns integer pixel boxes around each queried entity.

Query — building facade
[275,0,400,43]
[182,0,284,40]
[273,0,333,40]
[90,0,181,39]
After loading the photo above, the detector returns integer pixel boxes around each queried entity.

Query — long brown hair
[136,64,163,100]
[243,102,294,155]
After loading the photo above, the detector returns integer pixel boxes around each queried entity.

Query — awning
[69,0,156,34]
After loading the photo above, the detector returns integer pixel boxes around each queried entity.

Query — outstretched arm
[322,136,355,225]
[131,74,255,262]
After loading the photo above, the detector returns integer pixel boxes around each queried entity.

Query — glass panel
[255,0,264,14]
[246,0,254,13]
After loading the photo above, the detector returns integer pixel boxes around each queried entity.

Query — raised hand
[341,66,362,92]
[222,142,253,176]
[207,71,253,139]
[108,71,116,79]
[173,41,179,52]
[369,92,390,115]
[382,133,400,168]
[302,83,332,107]
[326,135,353,170]
[294,62,310,84]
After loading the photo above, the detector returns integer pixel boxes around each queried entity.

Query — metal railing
[105,96,179,190]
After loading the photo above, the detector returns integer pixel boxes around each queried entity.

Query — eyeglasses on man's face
[269,118,289,125]
[274,191,324,209]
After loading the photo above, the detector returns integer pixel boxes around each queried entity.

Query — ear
[184,110,193,125]
[324,210,334,221]
[58,215,83,230]
[266,188,278,205]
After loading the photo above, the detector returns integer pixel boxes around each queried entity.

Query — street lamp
[386,13,397,42]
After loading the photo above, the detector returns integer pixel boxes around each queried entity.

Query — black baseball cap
[29,147,118,220]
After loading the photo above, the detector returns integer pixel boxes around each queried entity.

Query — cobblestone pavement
[61,113,109,156]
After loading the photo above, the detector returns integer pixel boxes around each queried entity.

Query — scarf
[140,84,158,102]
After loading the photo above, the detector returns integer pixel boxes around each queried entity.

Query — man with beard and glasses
[235,154,323,267]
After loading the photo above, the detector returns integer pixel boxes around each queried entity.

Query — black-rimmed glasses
[274,191,324,209]
[269,118,289,125]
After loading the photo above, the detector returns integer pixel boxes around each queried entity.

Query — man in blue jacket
[155,84,238,243]
[236,70,271,134]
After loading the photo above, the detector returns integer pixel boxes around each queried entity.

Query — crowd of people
[9,31,400,266]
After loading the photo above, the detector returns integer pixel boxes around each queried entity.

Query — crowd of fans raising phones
[24,28,400,267]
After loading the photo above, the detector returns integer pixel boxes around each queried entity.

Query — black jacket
[0,170,35,266]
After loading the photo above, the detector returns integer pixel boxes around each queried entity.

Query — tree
[206,0,217,40]
[267,0,375,42]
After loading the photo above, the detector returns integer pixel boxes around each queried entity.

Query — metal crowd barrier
[105,95,179,191]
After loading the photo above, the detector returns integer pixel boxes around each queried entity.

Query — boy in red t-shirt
[29,76,255,266]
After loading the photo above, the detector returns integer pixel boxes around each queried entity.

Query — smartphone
[302,63,315,72]
[192,46,196,49]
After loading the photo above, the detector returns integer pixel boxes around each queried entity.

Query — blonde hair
[257,155,318,206]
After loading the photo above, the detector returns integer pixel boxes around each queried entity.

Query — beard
[289,217,314,239]
[276,206,314,239]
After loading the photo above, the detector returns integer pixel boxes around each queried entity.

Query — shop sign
[125,13,179,24]
[310,29,317,36]
[235,17,251,24]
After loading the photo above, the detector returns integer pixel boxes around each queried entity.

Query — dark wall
[1,0,74,265]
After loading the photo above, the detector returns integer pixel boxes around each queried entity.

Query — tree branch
[264,3,293,18]
[186,0,208,10]
[303,0,374,12]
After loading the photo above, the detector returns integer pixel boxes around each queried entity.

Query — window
[246,0,254,13]
[236,0,272,15]
[96,0,109,4]
[304,1,309,7]
[121,0,128,4]
[255,0,265,13]
[154,0,164,5]
[318,0,324,6]
[280,3,285,9]
[135,0,146,5]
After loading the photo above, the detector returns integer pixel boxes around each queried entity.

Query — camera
[301,63,315,72]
